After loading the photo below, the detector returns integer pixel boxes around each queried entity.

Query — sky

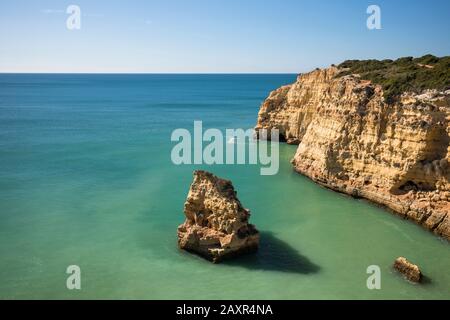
[0,0,449,73]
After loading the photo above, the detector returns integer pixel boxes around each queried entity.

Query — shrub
[336,55,450,103]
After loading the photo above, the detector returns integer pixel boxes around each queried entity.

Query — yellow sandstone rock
[393,257,422,282]
[177,170,259,262]
[256,66,450,240]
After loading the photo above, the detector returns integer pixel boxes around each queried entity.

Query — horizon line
[0,72,300,75]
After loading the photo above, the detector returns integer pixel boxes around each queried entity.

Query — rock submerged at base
[393,257,422,283]
[177,170,259,263]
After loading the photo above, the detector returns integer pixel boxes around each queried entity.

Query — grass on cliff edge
[337,54,450,103]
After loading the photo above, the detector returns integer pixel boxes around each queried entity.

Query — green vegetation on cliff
[337,55,450,102]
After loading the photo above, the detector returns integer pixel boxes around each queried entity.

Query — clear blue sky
[0,0,449,73]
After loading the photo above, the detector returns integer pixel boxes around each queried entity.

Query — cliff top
[337,54,450,103]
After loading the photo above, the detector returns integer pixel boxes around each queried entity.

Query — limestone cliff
[255,66,450,240]
[178,170,259,262]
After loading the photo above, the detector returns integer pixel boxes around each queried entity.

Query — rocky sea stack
[255,55,450,240]
[177,170,259,262]
[393,257,423,283]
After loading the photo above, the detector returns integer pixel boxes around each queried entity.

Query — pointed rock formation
[393,257,423,283]
[177,170,259,263]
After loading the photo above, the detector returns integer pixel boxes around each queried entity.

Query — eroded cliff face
[255,67,450,240]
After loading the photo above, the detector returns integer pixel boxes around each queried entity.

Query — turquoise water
[0,74,449,299]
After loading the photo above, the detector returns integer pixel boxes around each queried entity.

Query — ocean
[0,74,449,299]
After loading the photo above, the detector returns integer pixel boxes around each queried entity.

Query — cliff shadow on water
[223,231,320,274]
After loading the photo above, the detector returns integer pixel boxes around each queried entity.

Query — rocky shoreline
[255,61,450,240]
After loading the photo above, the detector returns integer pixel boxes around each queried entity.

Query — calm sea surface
[0,74,449,299]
